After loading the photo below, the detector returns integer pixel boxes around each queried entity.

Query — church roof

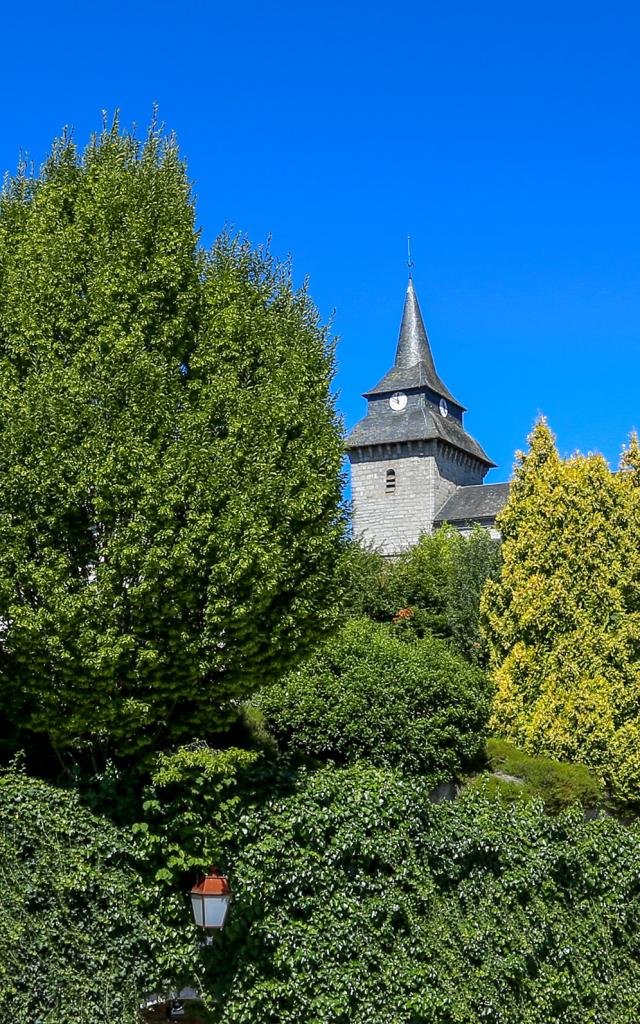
[346,404,496,466]
[434,482,510,524]
[364,279,463,408]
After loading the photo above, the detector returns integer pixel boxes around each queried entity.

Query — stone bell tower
[346,278,495,555]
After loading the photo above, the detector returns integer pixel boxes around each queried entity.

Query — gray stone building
[346,279,509,554]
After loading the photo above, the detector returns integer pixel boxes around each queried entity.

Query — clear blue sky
[2,1,639,481]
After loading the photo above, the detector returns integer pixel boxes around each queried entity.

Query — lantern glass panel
[190,893,205,928]
[203,894,230,929]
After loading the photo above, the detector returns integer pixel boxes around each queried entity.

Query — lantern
[189,868,232,930]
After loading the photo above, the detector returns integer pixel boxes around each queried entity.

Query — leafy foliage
[253,618,492,777]
[445,526,503,661]
[341,526,501,663]
[0,760,176,1023]
[135,745,283,891]
[483,420,640,803]
[481,738,604,813]
[130,744,277,1004]
[199,765,640,1023]
[337,540,398,621]
[0,118,344,763]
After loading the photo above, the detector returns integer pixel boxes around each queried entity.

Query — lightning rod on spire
[407,235,414,278]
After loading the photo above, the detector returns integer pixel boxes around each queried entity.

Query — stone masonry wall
[350,441,487,555]
[433,446,487,514]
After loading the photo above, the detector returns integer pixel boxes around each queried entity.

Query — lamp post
[189,867,232,932]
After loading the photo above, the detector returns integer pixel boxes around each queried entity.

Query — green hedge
[253,618,491,778]
[0,761,180,1023]
[207,765,640,1023]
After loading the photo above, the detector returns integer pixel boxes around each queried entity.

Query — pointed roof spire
[364,280,462,407]
[394,278,438,371]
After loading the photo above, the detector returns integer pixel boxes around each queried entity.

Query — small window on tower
[385,469,396,493]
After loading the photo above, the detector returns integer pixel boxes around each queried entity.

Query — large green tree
[0,118,344,762]
[483,420,640,803]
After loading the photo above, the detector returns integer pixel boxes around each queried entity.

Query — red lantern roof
[190,870,231,897]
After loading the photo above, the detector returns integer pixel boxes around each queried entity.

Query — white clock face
[389,391,407,412]
[439,398,449,418]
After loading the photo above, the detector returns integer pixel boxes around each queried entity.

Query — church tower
[346,279,495,554]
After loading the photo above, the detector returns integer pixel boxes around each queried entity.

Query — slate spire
[394,278,439,374]
[363,279,460,405]
[346,276,493,466]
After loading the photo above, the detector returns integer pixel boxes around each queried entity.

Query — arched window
[385,468,396,493]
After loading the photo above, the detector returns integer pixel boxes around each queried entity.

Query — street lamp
[189,868,232,931]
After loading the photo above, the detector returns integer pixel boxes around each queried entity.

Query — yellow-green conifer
[483,419,640,803]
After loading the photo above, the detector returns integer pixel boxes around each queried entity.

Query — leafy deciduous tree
[0,118,345,762]
[340,527,501,663]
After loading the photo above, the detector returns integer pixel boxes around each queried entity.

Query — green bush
[0,760,180,1023]
[486,737,604,812]
[204,764,640,1023]
[340,528,502,664]
[466,772,534,806]
[253,618,492,779]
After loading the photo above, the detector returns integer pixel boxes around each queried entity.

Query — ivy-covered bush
[130,750,640,1022]
[209,766,640,1023]
[0,761,180,1023]
[253,618,492,778]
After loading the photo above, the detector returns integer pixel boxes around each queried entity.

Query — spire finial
[407,235,414,279]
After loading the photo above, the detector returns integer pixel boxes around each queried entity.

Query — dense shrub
[0,761,179,1023]
[484,738,604,813]
[253,618,491,778]
[204,765,640,1023]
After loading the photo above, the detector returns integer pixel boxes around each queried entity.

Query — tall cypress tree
[483,419,640,803]
[0,118,344,763]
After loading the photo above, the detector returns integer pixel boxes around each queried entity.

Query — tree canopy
[0,119,345,763]
[340,526,501,663]
[483,419,640,803]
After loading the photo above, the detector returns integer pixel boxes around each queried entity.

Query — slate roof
[364,279,463,408]
[346,405,496,466]
[434,482,511,524]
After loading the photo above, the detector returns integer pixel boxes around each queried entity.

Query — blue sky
[2,1,639,481]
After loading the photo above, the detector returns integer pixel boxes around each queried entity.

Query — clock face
[439,398,449,418]
[389,391,407,412]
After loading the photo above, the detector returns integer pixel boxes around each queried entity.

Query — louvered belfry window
[385,469,396,493]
